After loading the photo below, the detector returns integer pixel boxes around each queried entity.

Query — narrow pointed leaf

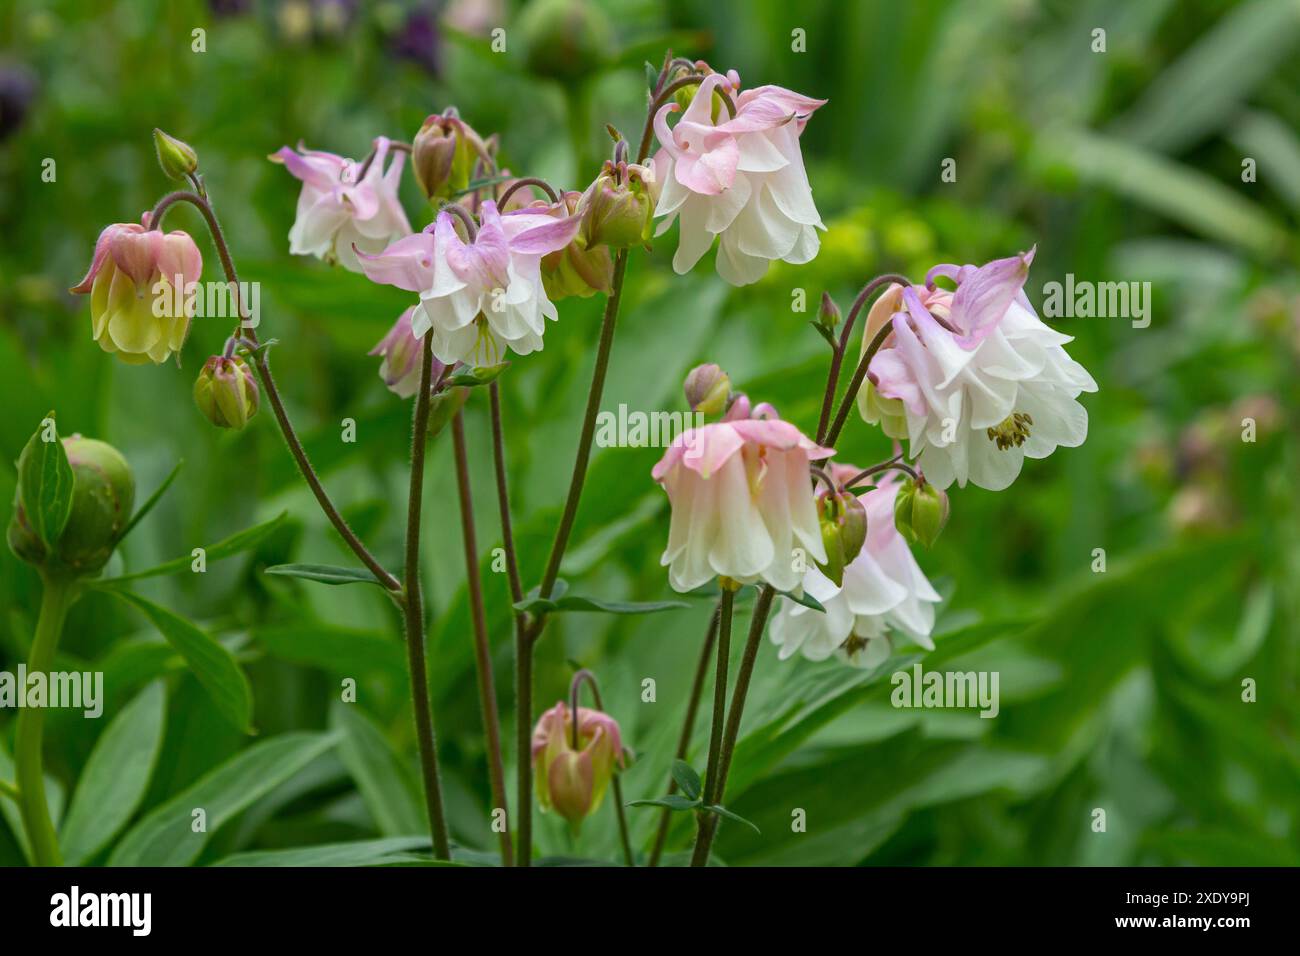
[17,412,75,549]
[265,563,385,587]
[94,511,288,585]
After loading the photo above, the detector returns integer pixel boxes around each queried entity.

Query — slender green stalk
[15,573,76,866]
[690,584,776,865]
[402,334,453,860]
[487,382,535,867]
[690,588,735,867]
[648,602,720,866]
[450,410,513,867]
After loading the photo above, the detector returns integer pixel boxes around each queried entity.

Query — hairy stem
[648,602,720,866]
[15,573,75,866]
[823,321,898,452]
[451,410,513,867]
[402,334,453,860]
[148,189,400,590]
[690,589,735,867]
[568,669,634,866]
[690,584,776,865]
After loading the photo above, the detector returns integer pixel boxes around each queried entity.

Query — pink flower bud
[531,702,625,828]
[369,306,447,398]
[683,362,730,415]
[412,111,487,201]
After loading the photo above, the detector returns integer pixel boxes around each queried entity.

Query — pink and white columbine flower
[270,137,411,273]
[369,306,446,398]
[770,468,941,669]
[357,199,580,366]
[651,70,825,286]
[859,249,1098,491]
[652,396,834,593]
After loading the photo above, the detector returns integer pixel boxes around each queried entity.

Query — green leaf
[627,794,700,812]
[212,837,437,867]
[17,412,74,549]
[108,731,339,866]
[702,803,761,834]
[94,511,288,585]
[117,460,182,541]
[331,703,425,837]
[59,681,167,865]
[671,759,702,801]
[775,586,825,613]
[265,563,385,587]
[112,592,254,734]
[442,362,509,388]
[513,579,688,615]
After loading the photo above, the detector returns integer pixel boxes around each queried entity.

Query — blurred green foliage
[0,0,1296,866]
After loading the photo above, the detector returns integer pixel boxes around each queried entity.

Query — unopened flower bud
[8,435,135,575]
[893,476,949,548]
[153,128,199,181]
[683,363,730,415]
[578,161,655,249]
[427,386,469,440]
[817,292,841,332]
[816,489,867,586]
[531,701,625,828]
[411,111,486,201]
[194,355,260,429]
[518,0,613,84]
[539,190,613,300]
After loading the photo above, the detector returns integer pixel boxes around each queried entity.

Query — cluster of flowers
[65,60,1095,832]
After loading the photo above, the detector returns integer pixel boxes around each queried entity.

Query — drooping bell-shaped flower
[368,306,449,398]
[650,69,826,285]
[270,137,412,273]
[70,217,203,365]
[357,199,581,366]
[770,469,940,669]
[859,249,1098,490]
[531,702,626,828]
[652,395,834,593]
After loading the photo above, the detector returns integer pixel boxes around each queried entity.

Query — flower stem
[822,320,897,452]
[488,382,535,867]
[15,573,76,866]
[450,410,513,867]
[690,588,735,867]
[816,273,912,446]
[568,669,634,866]
[402,333,453,861]
[148,188,400,591]
[532,249,629,607]
[648,601,720,867]
[689,584,776,866]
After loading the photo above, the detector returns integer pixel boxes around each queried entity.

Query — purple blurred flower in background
[0,60,37,142]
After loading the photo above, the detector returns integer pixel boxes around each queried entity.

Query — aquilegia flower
[770,468,941,669]
[652,395,833,593]
[532,702,625,828]
[651,70,825,285]
[859,249,1098,490]
[369,306,447,398]
[70,218,202,365]
[270,137,411,273]
[358,199,580,366]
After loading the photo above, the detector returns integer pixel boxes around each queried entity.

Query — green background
[0,0,1296,866]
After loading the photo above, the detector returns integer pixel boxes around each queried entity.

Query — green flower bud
[8,436,135,575]
[194,355,260,430]
[816,490,867,586]
[428,386,470,441]
[817,292,841,333]
[518,0,613,84]
[683,363,731,415]
[893,477,949,549]
[578,161,656,250]
[540,191,614,300]
[153,128,199,181]
[411,111,486,202]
